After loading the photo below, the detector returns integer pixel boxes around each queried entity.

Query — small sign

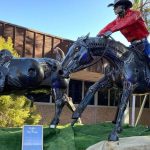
[22,125,43,150]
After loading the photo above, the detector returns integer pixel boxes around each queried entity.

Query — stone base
[87,136,150,150]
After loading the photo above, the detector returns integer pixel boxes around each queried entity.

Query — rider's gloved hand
[103,31,112,37]
[96,34,101,37]
[97,31,112,38]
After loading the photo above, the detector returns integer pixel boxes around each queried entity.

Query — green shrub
[0,36,41,127]
[0,36,19,57]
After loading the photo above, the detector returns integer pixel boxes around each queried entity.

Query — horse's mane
[107,39,128,54]
[85,37,129,58]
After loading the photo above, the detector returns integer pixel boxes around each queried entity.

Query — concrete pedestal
[87,136,150,150]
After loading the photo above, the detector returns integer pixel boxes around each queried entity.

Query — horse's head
[0,49,13,63]
[61,34,94,77]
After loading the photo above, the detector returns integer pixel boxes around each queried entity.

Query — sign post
[22,125,43,150]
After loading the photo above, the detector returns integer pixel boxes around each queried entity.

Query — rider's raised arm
[97,19,116,36]
[97,9,142,36]
[111,9,141,32]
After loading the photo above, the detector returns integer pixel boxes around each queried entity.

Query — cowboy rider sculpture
[97,0,150,60]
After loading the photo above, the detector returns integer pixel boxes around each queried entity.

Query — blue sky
[0,0,149,45]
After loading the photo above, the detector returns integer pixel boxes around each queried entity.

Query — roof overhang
[70,70,104,82]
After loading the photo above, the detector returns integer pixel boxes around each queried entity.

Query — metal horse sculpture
[61,34,150,141]
[0,48,81,128]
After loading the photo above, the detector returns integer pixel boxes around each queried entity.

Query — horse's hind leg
[108,81,134,141]
[65,96,82,126]
[50,88,66,128]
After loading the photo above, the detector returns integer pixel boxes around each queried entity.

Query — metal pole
[131,95,136,126]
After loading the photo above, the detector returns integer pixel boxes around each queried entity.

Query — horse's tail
[53,47,65,62]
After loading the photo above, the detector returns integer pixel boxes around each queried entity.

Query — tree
[0,36,41,127]
[132,0,150,31]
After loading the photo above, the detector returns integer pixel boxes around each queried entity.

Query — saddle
[129,43,148,62]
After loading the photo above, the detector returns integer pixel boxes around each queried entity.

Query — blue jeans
[143,39,150,59]
[130,38,150,60]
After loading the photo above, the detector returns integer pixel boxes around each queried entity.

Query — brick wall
[35,103,150,126]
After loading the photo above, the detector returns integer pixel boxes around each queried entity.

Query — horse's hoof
[108,131,119,141]
[72,111,80,119]
[71,122,74,127]
[71,119,77,126]
[50,119,59,128]
[49,124,56,128]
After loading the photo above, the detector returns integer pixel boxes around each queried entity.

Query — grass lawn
[0,123,149,150]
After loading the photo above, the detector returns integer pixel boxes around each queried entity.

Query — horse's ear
[84,33,90,40]
[77,33,90,41]
[86,33,90,38]
[82,33,90,42]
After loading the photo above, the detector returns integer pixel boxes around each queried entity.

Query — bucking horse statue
[61,34,150,141]
[0,48,81,128]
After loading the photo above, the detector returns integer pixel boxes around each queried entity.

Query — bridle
[74,37,110,69]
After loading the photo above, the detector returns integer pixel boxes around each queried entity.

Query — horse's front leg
[108,81,134,141]
[112,91,123,133]
[50,88,66,128]
[72,75,113,120]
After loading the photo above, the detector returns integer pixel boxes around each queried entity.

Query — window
[97,88,121,106]
[69,79,82,104]
[28,92,51,103]
[143,95,150,108]
[109,88,121,106]
[98,89,108,106]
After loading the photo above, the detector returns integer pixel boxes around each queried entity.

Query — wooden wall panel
[0,21,73,59]
[4,24,13,39]
[54,38,61,48]
[25,30,34,57]
[15,28,24,56]
[35,33,43,57]
[44,36,52,57]
[60,40,73,54]
[0,23,4,36]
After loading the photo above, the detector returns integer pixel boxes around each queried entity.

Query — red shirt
[98,9,149,42]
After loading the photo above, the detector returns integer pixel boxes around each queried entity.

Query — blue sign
[22,125,43,150]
